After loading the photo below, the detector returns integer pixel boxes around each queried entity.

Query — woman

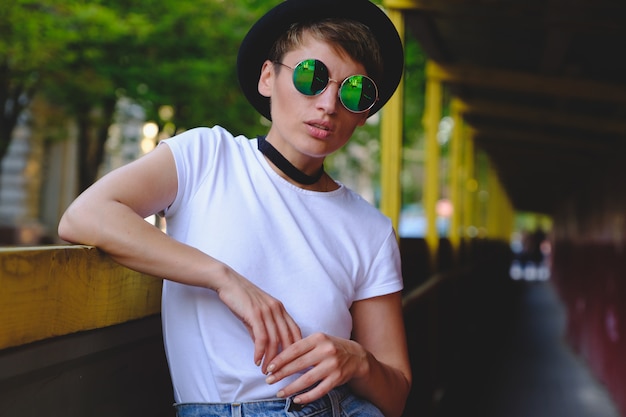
[59,1,411,416]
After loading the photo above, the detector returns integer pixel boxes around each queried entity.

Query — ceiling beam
[468,126,611,153]
[540,0,581,74]
[427,61,626,104]
[453,99,626,137]
[384,0,542,14]
[476,144,595,167]
[385,0,626,33]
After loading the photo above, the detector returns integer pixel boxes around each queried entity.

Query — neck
[257,135,324,185]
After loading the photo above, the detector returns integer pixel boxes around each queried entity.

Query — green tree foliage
[0,0,77,161]
[2,0,427,200]
[41,2,153,191]
[111,0,281,136]
[1,0,280,191]
[401,32,427,205]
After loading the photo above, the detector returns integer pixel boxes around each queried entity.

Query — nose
[315,78,340,114]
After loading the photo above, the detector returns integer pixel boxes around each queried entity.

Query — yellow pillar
[449,100,463,255]
[486,165,500,239]
[463,132,477,239]
[475,152,489,235]
[490,171,514,241]
[423,75,442,262]
[379,8,405,232]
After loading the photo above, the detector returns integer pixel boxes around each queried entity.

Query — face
[257,33,369,170]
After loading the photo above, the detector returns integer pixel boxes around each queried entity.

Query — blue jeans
[174,385,384,417]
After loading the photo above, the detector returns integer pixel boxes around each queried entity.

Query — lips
[310,123,329,131]
[306,121,333,139]
[305,119,333,139]
[306,119,332,130]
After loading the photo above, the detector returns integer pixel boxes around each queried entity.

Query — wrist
[351,341,372,380]
[202,259,232,292]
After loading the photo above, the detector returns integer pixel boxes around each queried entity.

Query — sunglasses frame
[274,59,379,114]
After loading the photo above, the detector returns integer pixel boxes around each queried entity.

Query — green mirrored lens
[339,75,378,112]
[287,59,378,113]
[293,59,329,95]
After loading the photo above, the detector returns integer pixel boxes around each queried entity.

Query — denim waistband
[174,385,350,417]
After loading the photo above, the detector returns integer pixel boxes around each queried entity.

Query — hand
[264,332,368,404]
[215,269,302,372]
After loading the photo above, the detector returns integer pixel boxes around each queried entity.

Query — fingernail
[277,390,285,398]
[266,375,275,384]
[267,363,275,372]
[293,397,302,404]
[255,360,261,367]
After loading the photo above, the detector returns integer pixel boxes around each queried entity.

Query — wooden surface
[0,315,174,417]
[0,245,162,350]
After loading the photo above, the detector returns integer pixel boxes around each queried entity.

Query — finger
[266,339,317,385]
[283,314,303,344]
[276,361,337,403]
[291,379,335,404]
[250,296,288,368]
[275,310,302,355]
[261,311,281,373]
[262,299,301,371]
[247,316,268,367]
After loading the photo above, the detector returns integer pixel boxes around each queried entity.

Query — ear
[258,60,274,98]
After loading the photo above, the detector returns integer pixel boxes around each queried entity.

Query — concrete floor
[434,280,621,417]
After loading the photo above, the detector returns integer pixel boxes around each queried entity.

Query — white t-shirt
[161,126,402,403]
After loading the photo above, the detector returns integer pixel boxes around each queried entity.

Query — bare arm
[347,292,412,417]
[58,144,301,368]
[264,292,412,417]
[59,144,222,285]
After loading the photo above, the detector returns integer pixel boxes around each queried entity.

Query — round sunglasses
[274,59,379,113]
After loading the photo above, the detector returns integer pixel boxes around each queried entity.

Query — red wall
[551,147,626,416]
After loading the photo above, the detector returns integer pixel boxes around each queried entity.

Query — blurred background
[3,1,626,416]
[0,0,437,246]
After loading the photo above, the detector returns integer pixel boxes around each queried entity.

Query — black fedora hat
[237,0,404,120]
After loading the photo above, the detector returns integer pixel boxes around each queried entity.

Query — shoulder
[163,126,247,148]
[339,186,393,229]
[163,126,254,164]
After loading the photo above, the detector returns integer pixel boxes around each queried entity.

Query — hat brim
[237,0,404,121]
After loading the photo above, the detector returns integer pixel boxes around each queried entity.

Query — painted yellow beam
[423,76,442,261]
[0,246,162,350]
[380,8,405,233]
[478,153,514,239]
[487,166,502,240]
[449,99,463,255]
[384,0,423,10]
[463,132,477,238]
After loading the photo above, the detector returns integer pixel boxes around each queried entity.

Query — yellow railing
[0,245,162,350]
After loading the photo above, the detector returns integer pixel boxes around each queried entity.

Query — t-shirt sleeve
[354,229,403,301]
[161,126,225,218]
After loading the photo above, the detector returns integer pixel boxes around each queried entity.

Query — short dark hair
[268,18,384,84]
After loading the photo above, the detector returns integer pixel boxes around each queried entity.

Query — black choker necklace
[257,136,324,185]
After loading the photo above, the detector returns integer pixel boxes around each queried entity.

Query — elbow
[398,377,412,417]
[386,372,412,417]
[57,204,91,245]
[57,210,78,244]
[387,382,411,417]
